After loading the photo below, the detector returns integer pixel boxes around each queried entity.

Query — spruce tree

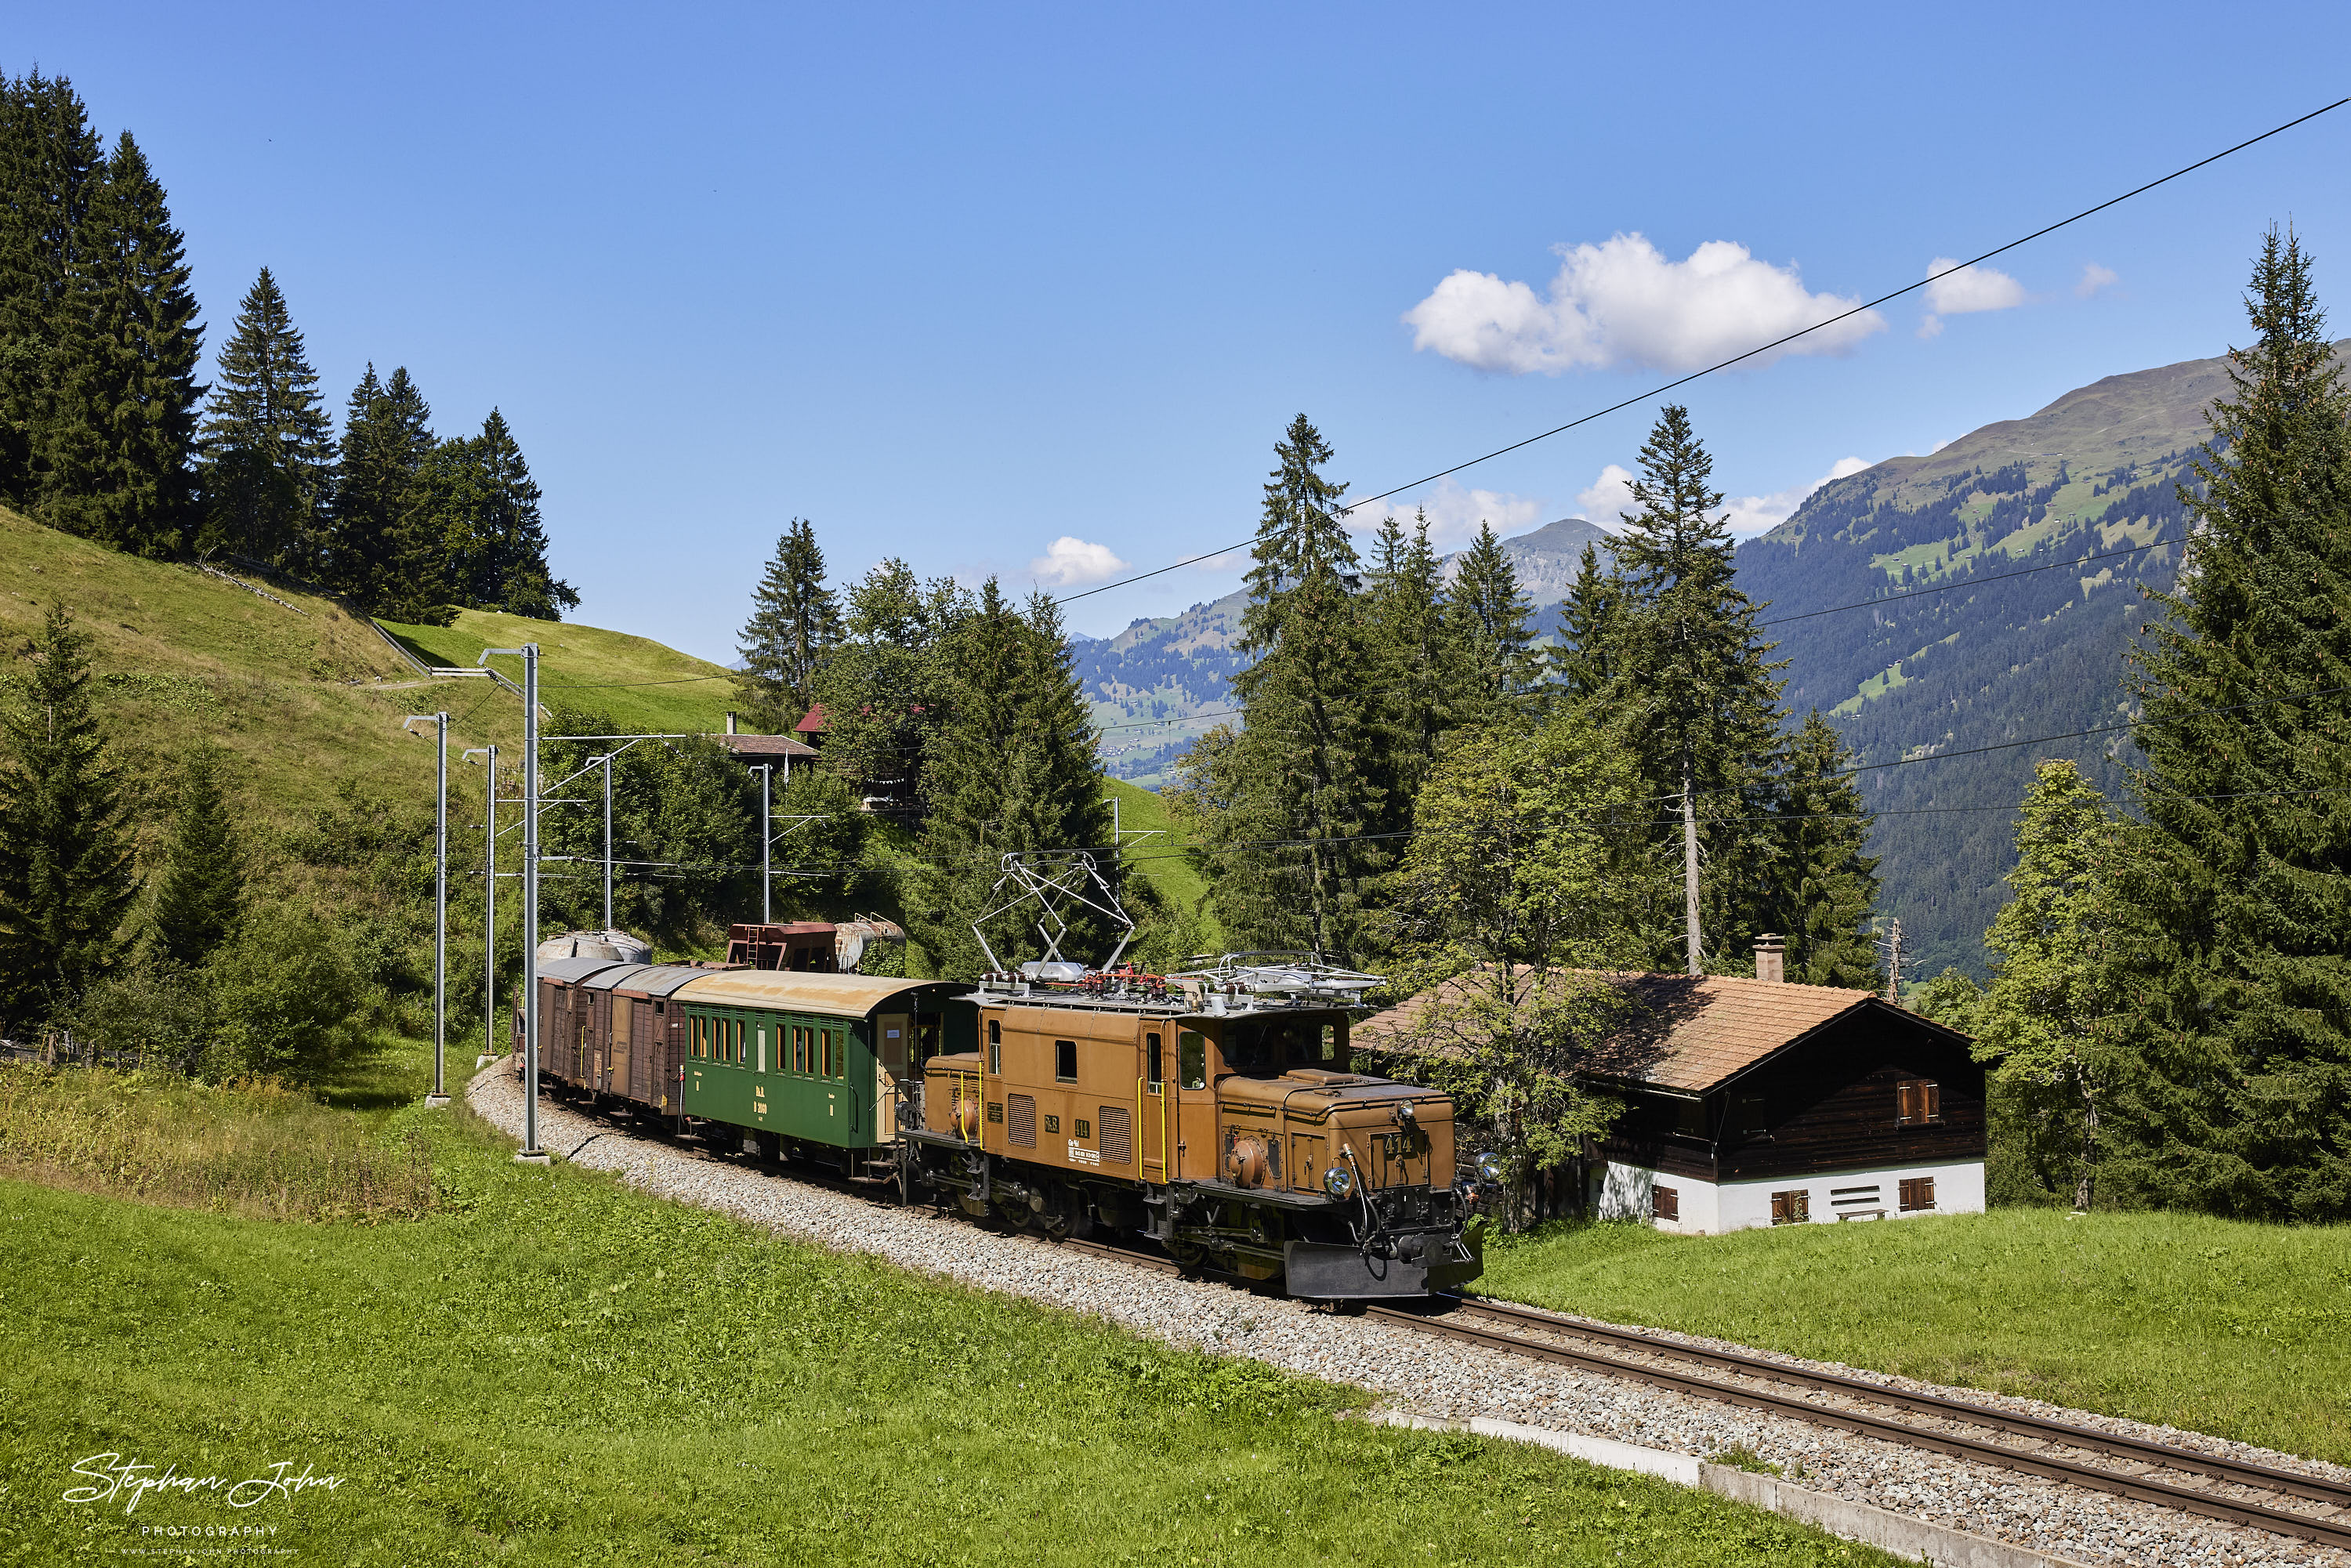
[1610,405,1788,974]
[433,409,576,617]
[328,364,445,614]
[1363,507,1452,805]
[1772,711,1881,987]
[0,71,102,506]
[0,603,136,1023]
[1442,520,1537,730]
[1550,543,1627,701]
[150,744,241,969]
[42,130,203,557]
[197,267,334,571]
[915,583,1114,976]
[1173,415,1388,960]
[809,558,968,808]
[737,518,842,731]
[1979,759,2126,1210]
[2109,226,2351,1220]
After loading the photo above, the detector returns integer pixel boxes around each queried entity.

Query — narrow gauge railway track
[1043,1235,2351,1554]
[545,1099,2351,1555]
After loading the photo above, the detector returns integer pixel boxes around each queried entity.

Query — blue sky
[16,2,2351,656]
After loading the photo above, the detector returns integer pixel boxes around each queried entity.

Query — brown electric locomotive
[902,956,1485,1299]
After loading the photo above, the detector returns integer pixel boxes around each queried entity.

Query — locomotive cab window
[1320,1023,1339,1063]
[1054,1039,1078,1084]
[987,1019,1002,1076]
[1146,1033,1163,1091]
[1178,1031,1207,1090]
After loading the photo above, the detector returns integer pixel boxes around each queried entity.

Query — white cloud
[1027,536,1129,587]
[1403,233,1885,376]
[2077,262,2119,299]
[1575,464,1639,530]
[1721,456,1871,538]
[1570,455,1871,540]
[1344,477,1544,551]
[1918,257,2027,336]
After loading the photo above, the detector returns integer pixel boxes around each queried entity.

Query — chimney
[1753,934,1785,984]
[725,711,737,735]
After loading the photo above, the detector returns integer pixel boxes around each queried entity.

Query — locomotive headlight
[1476,1150,1506,1184]
[1322,1166,1354,1199]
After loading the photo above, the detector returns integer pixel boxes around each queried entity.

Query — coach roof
[671,969,965,1019]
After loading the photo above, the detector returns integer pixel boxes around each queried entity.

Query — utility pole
[1885,918,1905,1004]
[600,748,615,932]
[464,744,498,1066]
[752,763,773,923]
[404,711,451,1106]
[484,644,549,1164]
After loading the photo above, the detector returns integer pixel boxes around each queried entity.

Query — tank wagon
[519,875,1487,1299]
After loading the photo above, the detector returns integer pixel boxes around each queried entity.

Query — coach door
[875,1012,909,1144]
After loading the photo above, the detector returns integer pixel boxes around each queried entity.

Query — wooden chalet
[1355,943,1984,1233]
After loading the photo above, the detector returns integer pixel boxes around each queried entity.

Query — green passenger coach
[666,970,975,1174]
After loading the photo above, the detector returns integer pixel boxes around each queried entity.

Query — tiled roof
[1354,969,1911,1095]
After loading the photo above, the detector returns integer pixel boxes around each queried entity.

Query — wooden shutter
[1900,1176,1936,1211]
[1653,1185,1679,1222]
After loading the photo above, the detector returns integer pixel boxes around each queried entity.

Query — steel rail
[1445,1295,2351,1511]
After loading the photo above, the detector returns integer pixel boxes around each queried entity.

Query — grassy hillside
[382,609,742,737]
[0,1076,1889,1568]
[0,504,435,832]
[1105,776,1224,954]
[1483,1211,2351,1468]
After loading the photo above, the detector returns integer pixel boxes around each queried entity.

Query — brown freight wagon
[520,956,719,1113]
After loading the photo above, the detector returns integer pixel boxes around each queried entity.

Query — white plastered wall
[1592,1159,1985,1235]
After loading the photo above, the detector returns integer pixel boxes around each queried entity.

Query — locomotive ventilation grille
[1007,1094,1037,1148]
[1098,1106,1132,1165]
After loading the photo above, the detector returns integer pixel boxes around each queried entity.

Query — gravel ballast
[465,1065,2346,1568]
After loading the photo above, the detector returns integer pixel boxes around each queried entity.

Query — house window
[1735,1094,1768,1135]
[1900,1176,1936,1211]
[1055,1039,1078,1083]
[1675,1099,1706,1136]
[1896,1078,1942,1125]
[1653,1185,1679,1221]
[1770,1189,1810,1225]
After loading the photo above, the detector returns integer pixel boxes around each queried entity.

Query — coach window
[1054,1039,1078,1084]
[1178,1031,1207,1091]
[824,1028,838,1078]
[1146,1033,1163,1092]
[731,1019,744,1064]
[987,1019,1002,1075]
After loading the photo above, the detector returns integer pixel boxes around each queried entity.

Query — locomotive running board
[1284,1240,1428,1300]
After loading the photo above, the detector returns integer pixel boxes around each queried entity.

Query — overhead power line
[1056,95,2347,609]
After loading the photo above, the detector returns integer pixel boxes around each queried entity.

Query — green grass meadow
[1483,1213,2351,1467]
[379,610,743,737]
[0,1074,1895,1568]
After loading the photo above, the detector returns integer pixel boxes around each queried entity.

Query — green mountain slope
[1735,348,2349,979]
